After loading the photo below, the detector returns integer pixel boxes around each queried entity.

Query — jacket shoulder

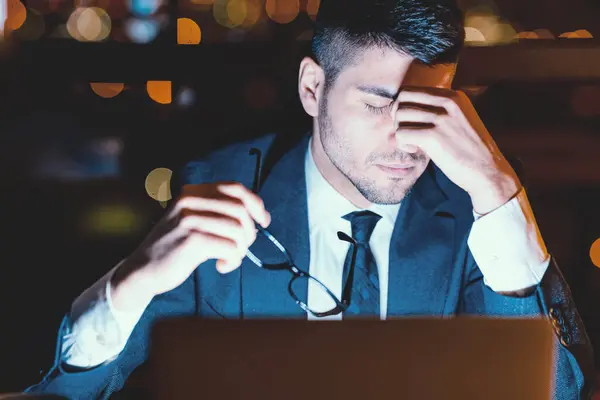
[178,133,278,187]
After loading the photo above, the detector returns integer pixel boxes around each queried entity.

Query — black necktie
[341,210,382,318]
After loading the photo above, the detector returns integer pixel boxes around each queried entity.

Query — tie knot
[343,210,382,245]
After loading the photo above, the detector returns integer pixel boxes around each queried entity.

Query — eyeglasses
[245,148,351,318]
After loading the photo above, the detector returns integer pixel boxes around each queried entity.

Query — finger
[178,196,257,248]
[217,182,271,228]
[185,231,244,273]
[393,107,439,127]
[171,184,270,228]
[179,211,254,249]
[216,257,244,274]
[395,128,434,154]
[396,89,459,114]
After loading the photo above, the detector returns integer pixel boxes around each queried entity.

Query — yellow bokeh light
[67,7,111,41]
[214,0,250,29]
[82,204,142,236]
[464,27,485,43]
[145,168,172,202]
[590,238,600,268]
[177,17,201,44]
[147,80,172,104]
[227,0,247,27]
[90,82,124,98]
[242,0,261,27]
[266,0,299,24]
[464,10,516,46]
[6,0,27,31]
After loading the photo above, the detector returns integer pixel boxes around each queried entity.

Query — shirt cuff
[62,260,151,368]
[467,188,550,293]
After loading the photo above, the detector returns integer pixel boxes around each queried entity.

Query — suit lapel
[387,163,457,317]
[240,134,311,318]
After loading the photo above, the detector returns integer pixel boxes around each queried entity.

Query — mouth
[375,164,415,177]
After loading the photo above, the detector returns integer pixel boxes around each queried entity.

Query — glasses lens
[290,275,340,315]
[248,229,290,267]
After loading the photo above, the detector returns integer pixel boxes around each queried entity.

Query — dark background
[1,0,600,393]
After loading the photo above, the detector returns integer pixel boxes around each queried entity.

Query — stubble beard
[317,95,417,205]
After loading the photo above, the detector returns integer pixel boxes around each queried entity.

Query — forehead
[336,47,456,90]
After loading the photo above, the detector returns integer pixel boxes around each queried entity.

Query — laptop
[148,317,554,400]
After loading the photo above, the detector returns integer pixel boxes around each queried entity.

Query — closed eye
[364,103,393,115]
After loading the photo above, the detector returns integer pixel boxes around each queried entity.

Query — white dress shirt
[62,139,551,368]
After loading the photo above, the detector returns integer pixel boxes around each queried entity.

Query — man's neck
[310,133,372,209]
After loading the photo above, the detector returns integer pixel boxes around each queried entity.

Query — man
[27,0,594,398]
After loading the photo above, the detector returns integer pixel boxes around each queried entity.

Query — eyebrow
[355,85,397,100]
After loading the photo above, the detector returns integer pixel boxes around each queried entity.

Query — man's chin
[359,184,413,205]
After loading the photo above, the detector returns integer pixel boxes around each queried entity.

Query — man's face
[314,47,456,204]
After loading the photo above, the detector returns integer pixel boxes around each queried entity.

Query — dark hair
[311,0,465,87]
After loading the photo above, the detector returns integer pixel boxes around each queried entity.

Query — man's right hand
[110,182,271,311]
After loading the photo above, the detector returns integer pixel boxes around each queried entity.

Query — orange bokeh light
[147,81,172,104]
[177,17,201,44]
[591,239,600,268]
[306,0,320,19]
[265,0,299,24]
[6,0,27,31]
[90,82,125,98]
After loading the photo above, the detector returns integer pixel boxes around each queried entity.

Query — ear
[298,57,324,117]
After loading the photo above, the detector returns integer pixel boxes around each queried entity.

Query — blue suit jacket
[27,133,595,399]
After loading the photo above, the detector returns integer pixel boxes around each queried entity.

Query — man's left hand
[392,86,522,215]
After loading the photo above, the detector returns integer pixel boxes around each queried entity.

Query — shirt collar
[305,137,401,230]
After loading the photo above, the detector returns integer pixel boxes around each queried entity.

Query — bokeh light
[573,29,594,38]
[145,167,172,202]
[90,82,125,98]
[266,0,299,24]
[560,29,594,39]
[213,0,249,29]
[306,0,320,20]
[464,27,485,43]
[128,0,162,17]
[241,0,261,27]
[67,7,112,41]
[533,29,554,39]
[177,17,201,44]
[147,80,172,104]
[591,238,600,268]
[5,0,26,32]
[176,86,196,108]
[515,31,540,39]
[124,17,160,43]
[82,204,142,236]
[464,7,516,46]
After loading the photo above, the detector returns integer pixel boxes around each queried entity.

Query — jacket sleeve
[461,255,596,400]
[24,273,196,399]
